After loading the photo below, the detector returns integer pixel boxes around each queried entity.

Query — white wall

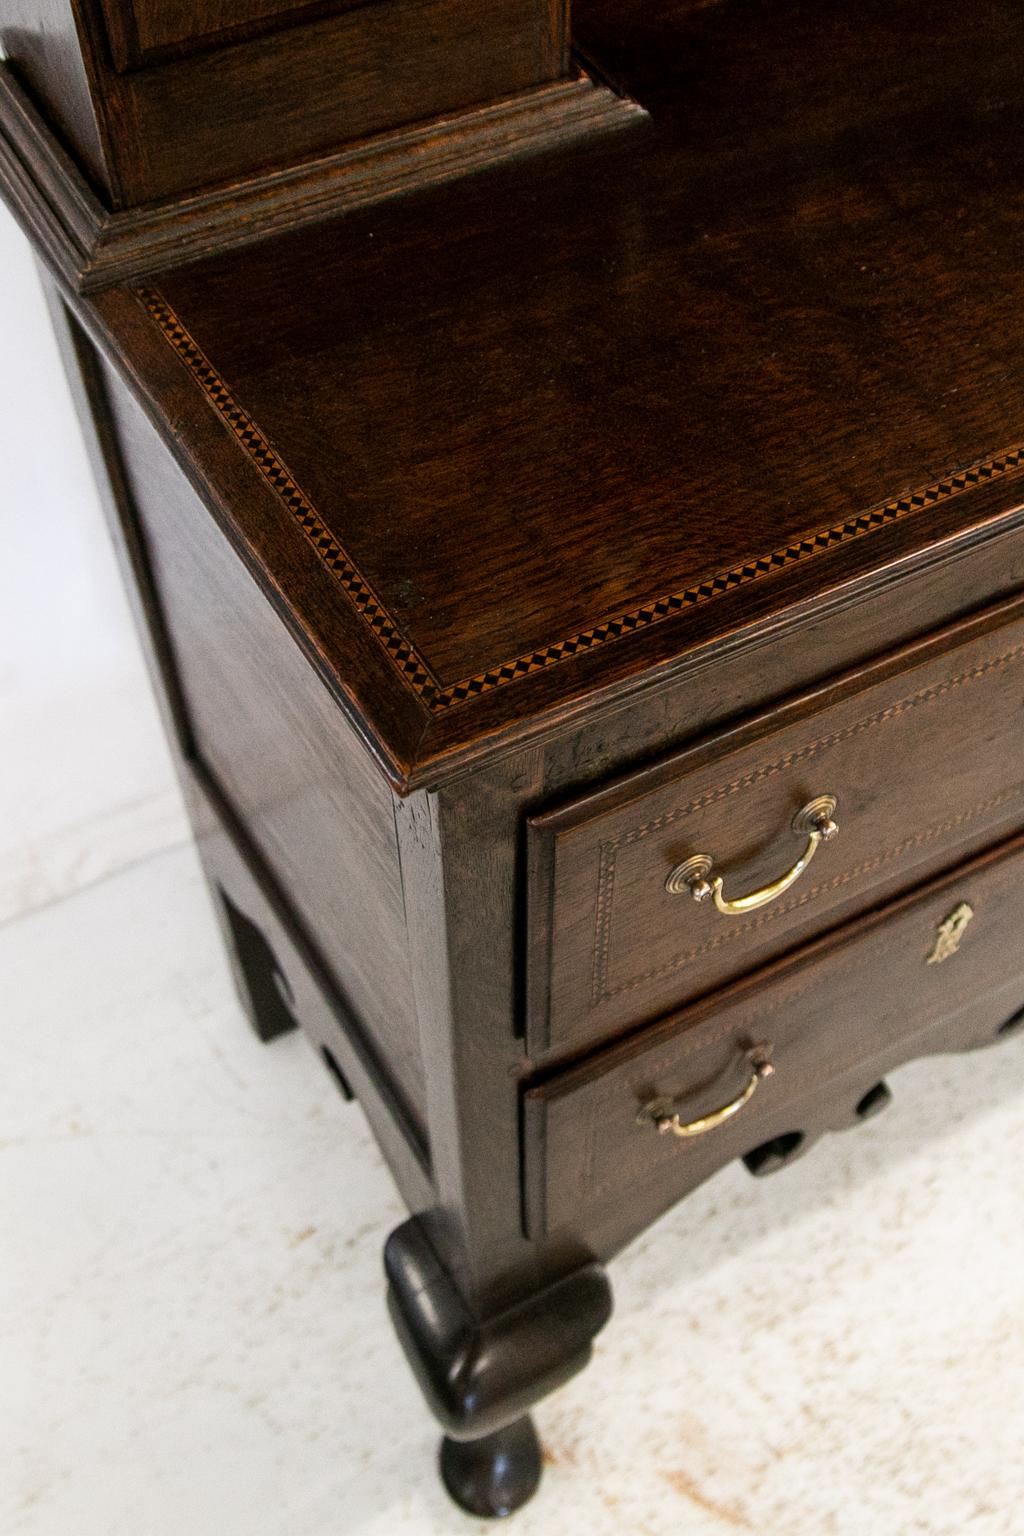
[0,203,189,925]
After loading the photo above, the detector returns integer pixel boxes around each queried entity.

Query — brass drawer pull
[666,795,839,916]
[642,1043,775,1138]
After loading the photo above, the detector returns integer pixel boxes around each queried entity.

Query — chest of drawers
[4,0,1024,1517]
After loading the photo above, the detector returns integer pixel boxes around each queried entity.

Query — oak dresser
[4,0,1024,1515]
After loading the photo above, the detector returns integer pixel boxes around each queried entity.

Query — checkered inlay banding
[138,286,1024,715]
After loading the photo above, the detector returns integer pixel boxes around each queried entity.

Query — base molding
[384,1218,613,1441]
[0,63,648,293]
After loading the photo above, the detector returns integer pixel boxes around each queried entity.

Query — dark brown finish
[96,346,430,1135]
[0,0,583,207]
[91,0,569,205]
[196,769,434,1192]
[439,1416,542,1520]
[99,0,363,71]
[385,1217,612,1438]
[385,1216,609,1513]
[529,594,1024,1058]
[525,829,1024,1236]
[0,64,643,293]
[128,285,1024,729]
[214,884,302,1043]
[40,283,434,1209]
[54,0,1024,788]
[10,0,1024,1513]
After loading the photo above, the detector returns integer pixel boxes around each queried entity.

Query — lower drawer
[523,831,1024,1236]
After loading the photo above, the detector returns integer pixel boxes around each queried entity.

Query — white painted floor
[4,843,1024,1536]
[3,203,1024,1536]
[0,203,189,929]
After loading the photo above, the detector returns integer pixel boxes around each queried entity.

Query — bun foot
[439,1415,542,1518]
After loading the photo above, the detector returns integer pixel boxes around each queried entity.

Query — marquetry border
[138,285,1024,714]
[590,638,1024,1005]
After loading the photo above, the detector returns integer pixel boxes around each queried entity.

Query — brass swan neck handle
[666,795,839,917]
[639,1044,775,1139]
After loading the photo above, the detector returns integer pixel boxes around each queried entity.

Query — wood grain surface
[528,595,1024,1057]
[526,829,1024,1235]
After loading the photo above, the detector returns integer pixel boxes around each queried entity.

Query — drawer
[524,830,1024,1237]
[527,595,1024,1058]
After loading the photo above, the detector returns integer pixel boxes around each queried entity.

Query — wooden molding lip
[132,275,1024,718]
[0,61,648,293]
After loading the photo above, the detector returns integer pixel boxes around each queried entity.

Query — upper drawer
[527,595,1024,1059]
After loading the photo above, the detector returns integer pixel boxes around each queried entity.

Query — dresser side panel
[99,358,427,1128]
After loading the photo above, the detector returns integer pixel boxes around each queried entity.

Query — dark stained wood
[439,1416,542,1519]
[11,0,1024,1512]
[2,0,576,207]
[62,0,1024,783]
[0,63,644,293]
[574,0,1024,136]
[528,593,1024,1058]
[40,278,435,1205]
[11,0,1024,784]
[148,178,1024,725]
[386,1217,611,1437]
[192,766,434,1193]
[95,350,431,1134]
[214,881,302,1043]
[385,1216,611,1514]
[99,0,366,71]
[525,828,1024,1236]
[101,0,569,204]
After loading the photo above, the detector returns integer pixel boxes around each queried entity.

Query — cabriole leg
[384,1218,612,1518]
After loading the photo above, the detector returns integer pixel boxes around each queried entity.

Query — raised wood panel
[108,0,565,203]
[100,0,363,69]
[97,353,428,1134]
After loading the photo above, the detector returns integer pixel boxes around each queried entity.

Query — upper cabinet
[0,0,570,205]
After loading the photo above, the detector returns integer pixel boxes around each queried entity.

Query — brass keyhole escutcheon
[927,901,974,965]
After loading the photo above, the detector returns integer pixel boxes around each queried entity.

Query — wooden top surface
[97,0,1024,787]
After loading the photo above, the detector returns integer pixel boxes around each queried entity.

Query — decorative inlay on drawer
[523,829,1024,1237]
[527,596,1024,1059]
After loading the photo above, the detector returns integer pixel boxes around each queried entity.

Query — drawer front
[528,596,1024,1058]
[524,831,1024,1236]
